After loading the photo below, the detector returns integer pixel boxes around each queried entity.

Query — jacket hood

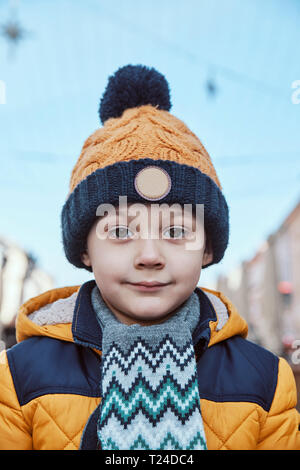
[16,285,81,344]
[15,281,248,350]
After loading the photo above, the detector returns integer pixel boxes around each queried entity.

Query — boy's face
[81,202,213,326]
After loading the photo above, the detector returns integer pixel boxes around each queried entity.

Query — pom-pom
[99,64,172,124]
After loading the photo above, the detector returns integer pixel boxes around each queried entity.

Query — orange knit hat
[69,104,222,196]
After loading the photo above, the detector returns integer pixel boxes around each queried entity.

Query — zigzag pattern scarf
[91,286,207,451]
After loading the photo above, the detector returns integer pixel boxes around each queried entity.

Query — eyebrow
[100,207,136,221]
[102,205,190,218]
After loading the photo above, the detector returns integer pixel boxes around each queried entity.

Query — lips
[130,281,169,287]
[126,281,171,292]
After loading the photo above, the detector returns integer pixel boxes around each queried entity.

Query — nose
[134,238,165,270]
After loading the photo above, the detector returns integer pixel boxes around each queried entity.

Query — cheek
[91,243,130,280]
[171,250,203,281]
[92,250,123,297]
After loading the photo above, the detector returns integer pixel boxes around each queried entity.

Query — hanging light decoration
[1,18,26,44]
[0,0,28,58]
[205,76,218,99]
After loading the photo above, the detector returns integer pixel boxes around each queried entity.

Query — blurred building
[0,237,54,349]
[217,198,300,360]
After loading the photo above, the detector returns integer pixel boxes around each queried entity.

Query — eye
[108,225,134,240]
[163,226,188,239]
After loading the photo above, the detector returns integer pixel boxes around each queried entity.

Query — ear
[81,250,92,267]
[202,235,213,267]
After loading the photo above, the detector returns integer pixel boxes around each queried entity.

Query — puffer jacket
[0,279,299,450]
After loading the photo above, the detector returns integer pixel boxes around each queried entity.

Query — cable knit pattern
[91,286,207,450]
[69,106,221,195]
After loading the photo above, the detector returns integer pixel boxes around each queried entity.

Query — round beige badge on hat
[134,166,172,201]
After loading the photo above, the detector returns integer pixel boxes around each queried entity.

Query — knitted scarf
[91,286,207,451]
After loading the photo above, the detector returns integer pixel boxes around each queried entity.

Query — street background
[0,0,299,406]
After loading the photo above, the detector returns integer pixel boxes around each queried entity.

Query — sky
[0,0,300,290]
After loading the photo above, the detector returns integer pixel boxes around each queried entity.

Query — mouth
[127,281,171,292]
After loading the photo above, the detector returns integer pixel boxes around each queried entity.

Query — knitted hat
[61,64,229,272]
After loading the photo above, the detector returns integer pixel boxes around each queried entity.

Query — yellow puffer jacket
[0,280,299,450]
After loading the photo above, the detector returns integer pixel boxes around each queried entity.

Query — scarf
[91,286,207,451]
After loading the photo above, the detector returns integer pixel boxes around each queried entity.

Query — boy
[0,65,299,450]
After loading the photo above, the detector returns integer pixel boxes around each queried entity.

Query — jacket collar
[71,280,217,360]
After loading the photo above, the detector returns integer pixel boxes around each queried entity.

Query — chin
[132,310,170,322]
